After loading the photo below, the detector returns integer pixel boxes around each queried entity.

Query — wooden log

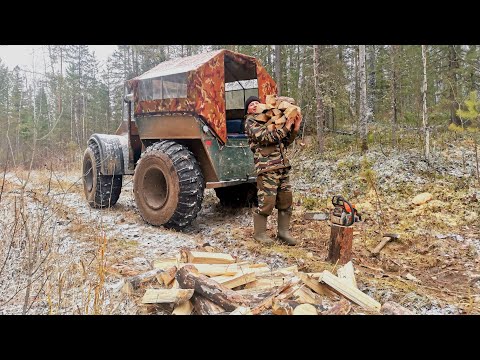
[319,271,381,312]
[172,300,194,315]
[186,251,235,264]
[230,306,253,315]
[211,272,256,289]
[141,288,194,305]
[176,265,249,311]
[293,303,318,315]
[380,301,416,315]
[327,224,353,265]
[337,261,357,288]
[322,298,351,315]
[192,295,225,315]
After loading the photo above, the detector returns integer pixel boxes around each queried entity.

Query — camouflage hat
[245,96,260,115]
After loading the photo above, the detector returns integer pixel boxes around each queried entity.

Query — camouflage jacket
[244,114,298,175]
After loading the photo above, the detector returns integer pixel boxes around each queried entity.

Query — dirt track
[1,141,480,314]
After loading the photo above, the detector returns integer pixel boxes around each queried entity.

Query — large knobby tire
[215,183,258,208]
[133,140,204,230]
[82,142,122,208]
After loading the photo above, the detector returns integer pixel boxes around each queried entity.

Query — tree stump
[327,225,353,265]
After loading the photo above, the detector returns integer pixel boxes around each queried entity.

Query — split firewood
[322,298,351,315]
[275,115,287,125]
[266,94,277,107]
[244,276,290,290]
[296,272,335,297]
[319,270,381,312]
[230,306,253,315]
[254,103,269,113]
[211,272,256,289]
[141,288,194,305]
[284,105,301,121]
[179,263,240,277]
[293,303,318,315]
[292,286,323,305]
[277,101,293,111]
[186,251,235,264]
[159,265,178,287]
[153,257,179,270]
[337,261,358,288]
[113,268,168,294]
[276,96,296,105]
[172,300,194,315]
[380,301,416,315]
[176,265,249,311]
[250,277,302,315]
[255,113,270,122]
[192,295,225,315]
[248,96,301,130]
[272,299,300,315]
[272,108,282,116]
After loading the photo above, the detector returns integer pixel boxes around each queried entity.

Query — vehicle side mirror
[124,93,134,103]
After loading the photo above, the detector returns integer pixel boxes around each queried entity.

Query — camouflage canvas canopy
[126,49,277,144]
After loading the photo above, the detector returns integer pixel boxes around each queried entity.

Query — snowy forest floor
[1,133,479,315]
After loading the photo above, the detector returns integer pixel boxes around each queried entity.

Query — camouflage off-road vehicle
[82,49,278,229]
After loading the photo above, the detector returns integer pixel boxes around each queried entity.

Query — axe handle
[372,237,393,255]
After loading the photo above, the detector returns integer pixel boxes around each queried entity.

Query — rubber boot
[253,213,274,245]
[277,210,297,246]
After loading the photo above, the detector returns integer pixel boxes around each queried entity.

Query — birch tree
[313,45,325,153]
[422,45,430,160]
[359,45,368,152]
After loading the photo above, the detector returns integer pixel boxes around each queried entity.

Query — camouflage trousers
[256,168,293,216]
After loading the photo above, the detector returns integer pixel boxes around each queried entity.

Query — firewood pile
[254,95,301,131]
[113,248,415,315]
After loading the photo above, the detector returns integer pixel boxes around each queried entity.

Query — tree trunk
[422,45,430,160]
[313,45,325,153]
[390,45,398,148]
[359,45,368,152]
[327,225,353,265]
[448,45,461,126]
[297,45,305,109]
[275,45,282,95]
[366,45,376,123]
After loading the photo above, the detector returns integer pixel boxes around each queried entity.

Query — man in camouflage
[244,96,302,245]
